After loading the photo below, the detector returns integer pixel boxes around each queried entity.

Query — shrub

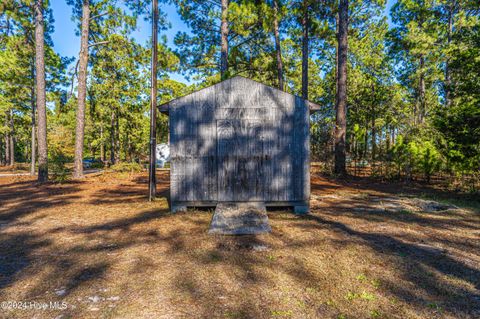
[419,141,441,183]
[110,162,144,173]
[89,161,105,169]
[7,163,30,171]
[390,134,443,182]
[50,151,70,183]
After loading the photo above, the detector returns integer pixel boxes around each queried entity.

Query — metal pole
[148,0,158,201]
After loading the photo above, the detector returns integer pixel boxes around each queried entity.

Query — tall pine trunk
[2,17,10,167]
[100,124,105,162]
[363,117,368,159]
[114,108,120,163]
[416,15,426,125]
[30,78,36,175]
[371,84,376,163]
[0,138,4,166]
[8,109,14,166]
[110,111,115,165]
[273,0,284,90]
[445,1,455,108]
[220,0,229,79]
[30,62,36,175]
[385,124,390,153]
[73,0,90,178]
[418,55,425,124]
[4,118,9,165]
[35,0,48,182]
[371,107,376,176]
[334,0,348,175]
[335,12,339,97]
[301,0,309,99]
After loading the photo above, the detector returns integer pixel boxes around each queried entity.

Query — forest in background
[0,0,479,191]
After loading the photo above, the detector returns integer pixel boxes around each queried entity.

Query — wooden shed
[159,76,320,213]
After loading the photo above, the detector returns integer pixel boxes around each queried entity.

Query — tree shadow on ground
[0,173,479,318]
[318,173,480,211]
[302,213,478,287]
[312,196,479,231]
[85,172,170,205]
[0,179,83,223]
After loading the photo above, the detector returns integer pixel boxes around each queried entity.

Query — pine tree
[389,0,441,125]
[272,0,284,90]
[220,0,229,79]
[34,0,48,182]
[73,0,90,178]
[1,0,65,173]
[334,0,348,175]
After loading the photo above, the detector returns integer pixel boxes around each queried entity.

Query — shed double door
[217,119,264,201]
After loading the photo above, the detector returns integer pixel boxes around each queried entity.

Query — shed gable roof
[158,76,320,114]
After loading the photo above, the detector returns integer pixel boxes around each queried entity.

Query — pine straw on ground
[0,171,478,319]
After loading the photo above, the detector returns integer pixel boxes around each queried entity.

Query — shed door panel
[217,120,263,201]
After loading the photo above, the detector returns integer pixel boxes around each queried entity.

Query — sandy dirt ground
[0,171,478,318]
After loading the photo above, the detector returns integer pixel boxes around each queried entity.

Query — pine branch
[88,41,110,48]
[89,12,109,21]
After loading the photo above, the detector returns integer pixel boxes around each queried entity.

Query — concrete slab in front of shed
[209,202,271,235]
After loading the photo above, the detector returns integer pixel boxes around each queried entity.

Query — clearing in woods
[0,170,478,318]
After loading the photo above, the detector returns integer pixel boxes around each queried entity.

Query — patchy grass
[345,291,376,301]
[0,171,478,318]
[414,192,480,213]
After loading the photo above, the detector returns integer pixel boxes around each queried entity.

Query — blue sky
[51,2,188,57]
[51,0,396,84]
[51,1,190,82]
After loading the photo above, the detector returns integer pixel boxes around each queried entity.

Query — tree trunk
[220,0,229,79]
[73,0,90,178]
[4,118,9,165]
[334,0,348,175]
[273,0,284,90]
[35,0,48,182]
[371,85,376,163]
[114,108,120,163]
[418,55,425,124]
[445,1,454,108]
[301,0,309,100]
[148,0,159,200]
[353,132,357,176]
[0,138,4,166]
[126,129,130,162]
[371,106,376,175]
[110,111,115,164]
[8,109,15,166]
[0,138,3,166]
[335,11,339,95]
[385,124,390,154]
[371,119,375,161]
[100,124,105,162]
[30,63,36,175]
[364,119,368,159]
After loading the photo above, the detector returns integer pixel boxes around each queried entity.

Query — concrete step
[208,202,271,235]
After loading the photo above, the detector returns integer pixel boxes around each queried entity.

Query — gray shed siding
[169,76,310,208]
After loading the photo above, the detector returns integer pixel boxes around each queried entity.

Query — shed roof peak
[158,76,320,114]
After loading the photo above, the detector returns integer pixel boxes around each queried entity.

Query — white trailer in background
[156,143,170,168]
